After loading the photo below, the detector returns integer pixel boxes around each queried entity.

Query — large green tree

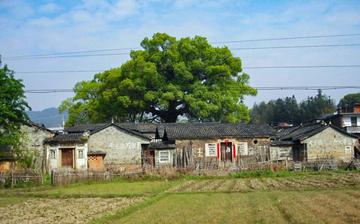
[338,92,360,112]
[0,65,30,152]
[61,33,256,125]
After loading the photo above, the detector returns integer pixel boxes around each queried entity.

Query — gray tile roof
[64,123,108,133]
[280,122,358,141]
[64,123,150,140]
[45,133,85,144]
[155,123,274,139]
[63,122,275,141]
[149,141,176,149]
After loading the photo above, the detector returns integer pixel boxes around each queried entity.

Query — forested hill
[27,108,68,128]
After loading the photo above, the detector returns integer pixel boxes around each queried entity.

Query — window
[78,149,84,159]
[351,117,357,127]
[50,149,56,159]
[159,151,170,163]
[205,143,217,157]
[345,146,352,154]
[237,142,248,156]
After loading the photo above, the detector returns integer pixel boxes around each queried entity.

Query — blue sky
[1,0,360,111]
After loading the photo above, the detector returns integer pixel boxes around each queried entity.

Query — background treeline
[250,90,336,125]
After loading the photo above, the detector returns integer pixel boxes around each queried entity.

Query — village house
[0,121,54,172]
[317,103,360,137]
[272,121,359,163]
[44,123,150,172]
[136,123,275,169]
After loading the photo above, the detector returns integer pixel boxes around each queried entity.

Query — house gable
[87,125,150,168]
[302,126,357,162]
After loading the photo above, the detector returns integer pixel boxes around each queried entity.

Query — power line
[212,33,360,44]
[245,64,360,69]
[3,33,360,60]
[24,86,360,94]
[231,43,360,50]
[17,70,104,74]
[4,43,360,61]
[14,64,360,74]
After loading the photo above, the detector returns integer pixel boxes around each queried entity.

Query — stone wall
[87,126,149,171]
[20,124,54,171]
[303,127,358,162]
[175,137,271,163]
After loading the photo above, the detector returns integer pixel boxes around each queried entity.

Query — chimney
[354,103,360,113]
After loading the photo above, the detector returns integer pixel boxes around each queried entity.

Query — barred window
[159,151,170,163]
[78,149,84,159]
[50,149,56,159]
[205,143,217,157]
[237,142,248,156]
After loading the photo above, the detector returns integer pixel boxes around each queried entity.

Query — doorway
[61,148,74,168]
[221,142,232,162]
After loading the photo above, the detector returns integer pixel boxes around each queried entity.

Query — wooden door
[149,150,155,166]
[61,148,74,167]
[221,143,232,162]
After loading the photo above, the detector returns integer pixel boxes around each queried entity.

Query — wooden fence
[0,170,42,188]
[50,169,144,186]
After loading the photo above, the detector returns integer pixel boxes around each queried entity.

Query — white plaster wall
[46,143,88,171]
[342,115,360,127]
[75,144,88,170]
[47,146,58,170]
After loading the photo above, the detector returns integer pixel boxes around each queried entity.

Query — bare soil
[0,197,143,224]
[169,172,360,193]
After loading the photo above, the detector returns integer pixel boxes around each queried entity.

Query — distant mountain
[27,107,68,128]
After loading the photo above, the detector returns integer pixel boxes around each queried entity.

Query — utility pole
[0,54,2,67]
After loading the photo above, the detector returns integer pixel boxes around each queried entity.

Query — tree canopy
[0,65,30,148]
[251,91,336,125]
[61,33,257,125]
[338,92,360,112]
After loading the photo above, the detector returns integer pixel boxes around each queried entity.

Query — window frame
[237,142,249,156]
[351,117,357,127]
[78,149,84,159]
[159,150,170,163]
[50,149,56,159]
[345,146,352,154]
[205,143,217,157]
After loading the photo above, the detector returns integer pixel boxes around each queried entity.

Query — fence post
[51,170,55,186]
[10,170,14,188]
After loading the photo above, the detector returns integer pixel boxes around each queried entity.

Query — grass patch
[106,188,360,224]
[0,197,28,207]
[41,180,178,197]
